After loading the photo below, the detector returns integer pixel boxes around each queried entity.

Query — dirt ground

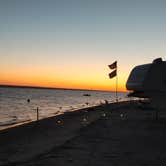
[1,101,166,166]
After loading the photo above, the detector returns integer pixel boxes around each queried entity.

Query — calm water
[0,87,127,130]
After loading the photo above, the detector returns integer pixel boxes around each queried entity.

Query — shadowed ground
[1,101,166,166]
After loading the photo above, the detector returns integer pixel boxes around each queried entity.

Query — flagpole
[116,61,118,102]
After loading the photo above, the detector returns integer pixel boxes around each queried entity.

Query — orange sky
[0,77,127,92]
[0,62,129,92]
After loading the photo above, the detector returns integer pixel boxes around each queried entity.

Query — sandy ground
[1,101,166,166]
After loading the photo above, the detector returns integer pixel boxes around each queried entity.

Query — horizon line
[0,84,127,93]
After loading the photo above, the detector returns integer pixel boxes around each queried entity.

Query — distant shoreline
[0,84,125,93]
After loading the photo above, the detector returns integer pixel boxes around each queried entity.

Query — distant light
[83,117,87,122]
[57,120,61,124]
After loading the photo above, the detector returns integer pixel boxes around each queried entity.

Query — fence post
[37,107,39,121]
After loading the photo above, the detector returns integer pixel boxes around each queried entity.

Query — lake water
[0,87,127,130]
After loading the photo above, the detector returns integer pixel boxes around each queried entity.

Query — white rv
[126,58,166,109]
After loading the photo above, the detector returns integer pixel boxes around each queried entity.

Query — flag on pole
[108,61,117,79]
[109,69,117,79]
[108,61,118,102]
[108,61,117,69]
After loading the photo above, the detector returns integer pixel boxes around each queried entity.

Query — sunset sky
[1,0,166,91]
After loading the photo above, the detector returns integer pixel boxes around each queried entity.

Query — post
[153,100,159,120]
[37,107,39,121]
[155,109,158,120]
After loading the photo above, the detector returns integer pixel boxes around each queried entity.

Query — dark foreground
[1,101,166,166]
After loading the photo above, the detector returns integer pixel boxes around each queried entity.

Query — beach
[1,100,166,166]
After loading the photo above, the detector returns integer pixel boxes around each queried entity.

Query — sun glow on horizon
[0,74,128,92]
[0,60,131,92]
[0,61,129,92]
[0,81,127,92]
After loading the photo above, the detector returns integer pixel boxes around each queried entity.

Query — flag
[108,61,117,69]
[109,69,117,79]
